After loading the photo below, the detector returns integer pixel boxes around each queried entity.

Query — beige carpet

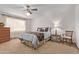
[0,39,79,54]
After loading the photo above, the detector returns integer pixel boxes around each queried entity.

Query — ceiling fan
[23,4,38,15]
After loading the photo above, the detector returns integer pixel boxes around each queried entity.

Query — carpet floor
[0,39,78,54]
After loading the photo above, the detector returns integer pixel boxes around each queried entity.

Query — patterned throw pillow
[45,28,48,32]
[37,27,49,32]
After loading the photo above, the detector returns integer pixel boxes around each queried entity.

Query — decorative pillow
[37,28,44,32]
[40,28,44,32]
[37,28,40,31]
[37,27,49,32]
[45,28,48,32]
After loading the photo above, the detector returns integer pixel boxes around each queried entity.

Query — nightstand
[51,34,61,42]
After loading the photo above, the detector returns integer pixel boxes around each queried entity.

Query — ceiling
[0,4,75,19]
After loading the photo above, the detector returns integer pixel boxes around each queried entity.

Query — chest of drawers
[0,27,10,43]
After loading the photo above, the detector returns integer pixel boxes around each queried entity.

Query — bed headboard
[37,27,51,32]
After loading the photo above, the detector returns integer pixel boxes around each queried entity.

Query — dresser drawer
[0,31,10,35]
[0,28,10,30]
[0,30,10,33]
[0,35,10,38]
[0,36,10,39]
[0,39,10,43]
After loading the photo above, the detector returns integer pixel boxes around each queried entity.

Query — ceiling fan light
[26,12,30,16]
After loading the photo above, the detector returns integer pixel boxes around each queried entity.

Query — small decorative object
[0,22,4,27]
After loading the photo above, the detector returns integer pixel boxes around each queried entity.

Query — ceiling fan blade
[23,4,27,9]
[27,9,32,14]
[31,9,38,11]
[29,11,32,14]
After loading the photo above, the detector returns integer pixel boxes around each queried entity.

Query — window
[5,17,26,32]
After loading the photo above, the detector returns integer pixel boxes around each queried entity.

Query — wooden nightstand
[51,34,61,42]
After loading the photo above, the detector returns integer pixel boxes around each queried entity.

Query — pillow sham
[37,27,49,32]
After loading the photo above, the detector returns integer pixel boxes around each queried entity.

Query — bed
[19,27,51,49]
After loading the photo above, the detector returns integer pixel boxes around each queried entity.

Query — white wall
[25,18,32,32]
[75,5,79,48]
[31,5,75,30]
[0,14,6,23]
